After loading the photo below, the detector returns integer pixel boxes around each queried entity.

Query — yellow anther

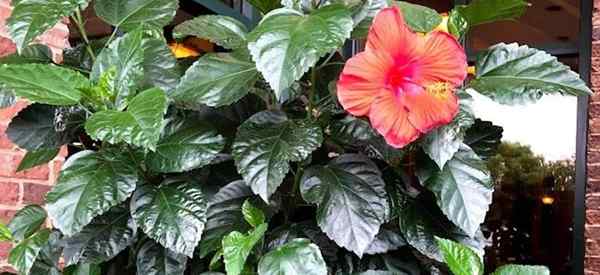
[433,14,449,34]
[467,66,476,75]
[425,82,452,100]
[169,42,200,59]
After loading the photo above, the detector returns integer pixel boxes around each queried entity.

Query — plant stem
[307,68,317,119]
[73,9,96,63]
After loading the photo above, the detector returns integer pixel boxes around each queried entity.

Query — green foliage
[469,43,592,104]
[0,1,580,274]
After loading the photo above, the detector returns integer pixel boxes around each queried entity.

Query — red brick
[0,242,10,259]
[0,154,50,180]
[0,182,18,205]
[588,196,600,210]
[0,209,16,224]
[0,125,13,149]
[0,100,27,123]
[22,182,51,204]
[588,257,600,272]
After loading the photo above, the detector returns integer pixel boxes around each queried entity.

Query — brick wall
[587,1,600,274]
[0,0,69,271]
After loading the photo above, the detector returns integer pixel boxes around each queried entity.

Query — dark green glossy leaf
[46,150,140,236]
[136,240,187,275]
[364,229,406,255]
[147,123,225,173]
[0,64,86,105]
[64,39,108,72]
[247,0,281,14]
[422,104,474,169]
[258,238,327,275]
[173,16,248,49]
[469,43,592,104]
[85,88,168,150]
[0,223,12,241]
[8,205,46,241]
[435,237,483,275]
[17,148,60,172]
[9,229,51,275]
[90,30,144,109]
[0,44,53,64]
[63,263,102,275]
[492,264,550,275]
[30,231,62,275]
[242,200,265,228]
[131,180,208,257]
[6,0,88,50]
[233,111,323,201]
[223,223,268,275]
[300,154,389,256]
[424,145,492,237]
[447,9,469,39]
[454,0,528,26]
[173,52,259,108]
[62,206,136,266]
[142,37,180,93]
[199,181,253,258]
[0,92,16,108]
[94,0,178,31]
[394,1,442,33]
[464,119,503,159]
[351,0,388,38]
[7,104,70,151]
[247,5,353,95]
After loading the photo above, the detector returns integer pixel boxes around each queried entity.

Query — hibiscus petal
[403,83,459,133]
[366,6,420,59]
[337,50,393,116]
[368,89,420,148]
[414,31,467,86]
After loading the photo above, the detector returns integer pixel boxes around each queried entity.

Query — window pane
[468,0,580,51]
[475,56,579,274]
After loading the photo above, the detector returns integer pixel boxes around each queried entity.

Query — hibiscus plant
[0,0,591,274]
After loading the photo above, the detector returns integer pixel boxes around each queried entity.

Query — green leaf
[173,52,259,108]
[424,145,492,237]
[30,231,62,275]
[422,104,474,169]
[7,104,83,151]
[247,0,281,14]
[8,105,67,151]
[447,9,469,39]
[94,0,178,31]
[242,200,265,228]
[454,0,528,26]
[394,1,442,33]
[9,229,51,275]
[364,229,406,255]
[233,111,323,201]
[7,205,46,241]
[247,5,353,95]
[351,0,388,39]
[136,240,188,275]
[300,154,389,256]
[0,92,16,108]
[258,238,327,275]
[141,37,180,93]
[0,44,53,64]
[199,181,253,258]
[91,30,145,109]
[147,122,225,173]
[0,64,87,105]
[492,264,550,275]
[63,263,102,275]
[6,0,88,50]
[464,119,503,159]
[131,180,208,257]
[46,150,140,236]
[17,148,60,172]
[173,16,248,49]
[0,223,12,241]
[469,43,592,104]
[435,237,483,275]
[222,223,268,275]
[85,88,167,150]
[62,206,136,266]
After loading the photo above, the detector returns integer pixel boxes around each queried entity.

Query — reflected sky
[469,89,577,161]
